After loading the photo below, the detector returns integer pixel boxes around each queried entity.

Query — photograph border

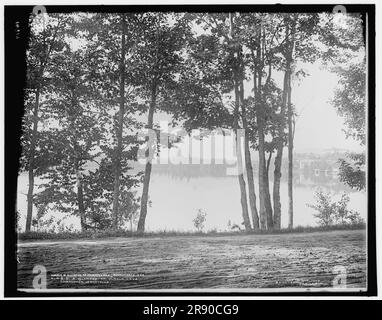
[3,3,376,297]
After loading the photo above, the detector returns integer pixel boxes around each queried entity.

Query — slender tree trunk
[229,13,252,232]
[244,133,259,230]
[257,130,268,230]
[237,158,252,231]
[264,163,273,229]
[254,26,273,230]
[265,151,273,221]
[286,18,296,229]
[272,147,282,229]
[262,142,274,229]
[266,151,273,175]
[240,82,259,230]
[112,14,126,230]
[252,65,266,230]
[137,84,157,233]
[75,160,86,231]
[25,89,40,232]
[255,78,268,229]
[255,73,273,230]
[287,71,294,229]
[24,21,62,232]
[273,70,289,230]
[234,84,252,232]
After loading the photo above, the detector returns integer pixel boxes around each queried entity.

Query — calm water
[17,168,367,232]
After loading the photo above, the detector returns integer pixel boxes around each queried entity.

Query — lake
[16,163,367,232]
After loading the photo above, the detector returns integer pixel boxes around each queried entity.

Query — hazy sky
[288,62,364,153]
[241,61,364,153]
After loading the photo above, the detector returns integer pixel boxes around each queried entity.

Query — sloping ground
[17,229,366,290]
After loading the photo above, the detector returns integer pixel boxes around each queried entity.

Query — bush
[338,153,366,191]
[193,209,207,232]
[307,190,364,226]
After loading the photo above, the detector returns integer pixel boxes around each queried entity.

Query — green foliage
[307,189,364,226]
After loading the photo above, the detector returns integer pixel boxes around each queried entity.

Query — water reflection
[148,159,353,193]
[16,157,366,232]
[144,159,365,231]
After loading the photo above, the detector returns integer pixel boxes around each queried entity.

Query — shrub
[338,153,366,191]
[193,209,207,232]
[307,189,364,226]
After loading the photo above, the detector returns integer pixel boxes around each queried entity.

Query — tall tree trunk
[287,71,294,229]
[234,84,252,232]
[266,151,272,175]
[253,25,274,230]
[244,132,259,230]
[264,161,273,230]
[240,82,259,230]
[273,70,289,230]
[75,160,86,231]
[24,20,61,232]
[286,17,296,229]
[137,84,157,233]
[25,89,40,232]
[252,62,266,230]
[237,152,252,231]
[255,65,273,229]
[255,74,268,230]
[112,14,126,230]
[229,13,252,232]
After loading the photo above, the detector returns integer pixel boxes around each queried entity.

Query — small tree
[193,209,207,232]
[307,189,363,226]
[307,190,336,226]
[334,193,364,225]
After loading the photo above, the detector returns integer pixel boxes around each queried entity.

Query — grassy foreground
[18,223,366,241]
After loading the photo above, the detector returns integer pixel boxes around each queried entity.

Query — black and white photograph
[2,2,377,297]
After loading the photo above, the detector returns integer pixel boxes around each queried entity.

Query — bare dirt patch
[17,229,366,290]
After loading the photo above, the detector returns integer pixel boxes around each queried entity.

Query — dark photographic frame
[4,4,376,298]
